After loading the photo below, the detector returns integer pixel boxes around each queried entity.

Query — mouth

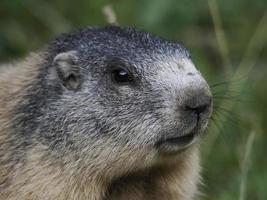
[155,129,199,154]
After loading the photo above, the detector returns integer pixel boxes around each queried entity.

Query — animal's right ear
[52,51,81,91]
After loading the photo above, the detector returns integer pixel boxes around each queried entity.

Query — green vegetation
[0,0,266,199]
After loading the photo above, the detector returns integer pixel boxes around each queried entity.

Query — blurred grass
[0,0,267,199]
[239,130,256,200]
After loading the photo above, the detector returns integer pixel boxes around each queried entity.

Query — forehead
[89,28,189,67]
[121,51,191,78]
[52,26,189,57]
[51,26,191,74]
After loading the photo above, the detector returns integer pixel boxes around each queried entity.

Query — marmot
[0,26,213,200]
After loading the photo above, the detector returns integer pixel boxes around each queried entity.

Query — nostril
[184,94,212,117]
[185,104,209,115]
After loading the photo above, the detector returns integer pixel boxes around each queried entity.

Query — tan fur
[0,54,201,200]
[108,147,200,200]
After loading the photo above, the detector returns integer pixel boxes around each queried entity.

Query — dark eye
[111,67,134,84]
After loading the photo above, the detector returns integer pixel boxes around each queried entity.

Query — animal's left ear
[52,51,81,91]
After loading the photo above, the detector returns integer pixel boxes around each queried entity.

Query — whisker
[213,95,240,99]
[210,115,222,134]
[210,80,233,88]
[211,89,241,95]
[210,77,245,88]
[213,106,241,125]
[213,96,245,103]
[209,113,227,139]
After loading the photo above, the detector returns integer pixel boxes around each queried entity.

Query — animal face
[43,27,212,158]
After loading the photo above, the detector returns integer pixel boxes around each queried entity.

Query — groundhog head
[18,26,212,179]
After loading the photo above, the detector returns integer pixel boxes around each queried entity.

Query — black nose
[185,104,209,115]
[184,92,212,118]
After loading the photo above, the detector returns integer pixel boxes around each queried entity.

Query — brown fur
[0,54,201,200]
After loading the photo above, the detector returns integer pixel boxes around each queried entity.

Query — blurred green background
[0,0,266,199]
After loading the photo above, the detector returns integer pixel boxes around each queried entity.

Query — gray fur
[0,26,212,199]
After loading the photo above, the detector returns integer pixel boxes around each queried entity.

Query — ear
[52,51,81,91]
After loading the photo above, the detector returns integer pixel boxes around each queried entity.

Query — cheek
[129,115,164,144]
[100,113,161,147]
[94,86,143,108]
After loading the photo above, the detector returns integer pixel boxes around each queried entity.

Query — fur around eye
[111,67,134,84]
